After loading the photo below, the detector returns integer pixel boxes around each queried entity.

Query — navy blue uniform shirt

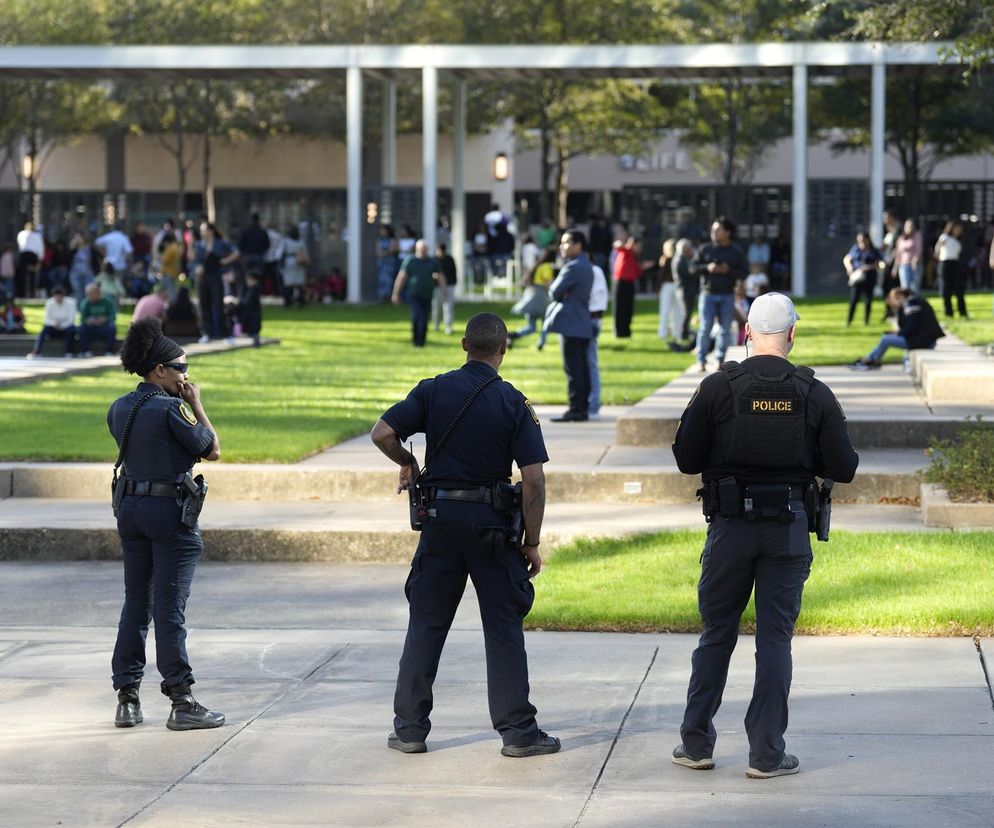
[107,383,215,482]
[381,360,548,486]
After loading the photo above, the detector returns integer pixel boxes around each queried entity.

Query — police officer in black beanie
[108,318,224,730]
[671,293,858,779]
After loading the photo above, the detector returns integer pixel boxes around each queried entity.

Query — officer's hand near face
[521,544,542,578]
[177,380,201,406]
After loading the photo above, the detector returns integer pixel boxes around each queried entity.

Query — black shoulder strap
[792,364,815,398]
[719,361,748,381]
[113,389,164,475]
[419,374,500,477]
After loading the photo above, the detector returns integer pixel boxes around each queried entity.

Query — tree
[812,0,994,219]
[106,0,291,220]
[654,0,810,212]
[0,0,112,219]
[447,0,680,223]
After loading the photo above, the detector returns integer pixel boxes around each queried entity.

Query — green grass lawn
[530,529,994,636]
[3,292,990,463]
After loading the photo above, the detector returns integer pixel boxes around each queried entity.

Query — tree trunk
[203,133,215,223]
[27,130,39,224]
[539,120,552,222]
[907,75,923,220]
[554,148,569,229]
[174,130,187,218]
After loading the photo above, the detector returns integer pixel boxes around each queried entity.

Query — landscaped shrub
[922,418,994,502]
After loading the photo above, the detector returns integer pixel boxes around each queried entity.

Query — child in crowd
[1,244,16,297]
[95,262,124,309]
[238,272,263,347]
[744,262,770,306]
[0,291,27,333]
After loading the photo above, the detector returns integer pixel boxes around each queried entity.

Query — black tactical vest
[720,361,815,471]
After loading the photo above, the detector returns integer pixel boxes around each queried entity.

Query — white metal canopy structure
[0,42,963,300]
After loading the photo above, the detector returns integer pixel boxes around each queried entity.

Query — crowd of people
[0,212,356,356]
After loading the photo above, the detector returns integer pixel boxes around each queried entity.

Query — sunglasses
[162,362,188,374]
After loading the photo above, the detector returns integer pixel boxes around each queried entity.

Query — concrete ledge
[3,462,922,505]
[923,365,994,405]
[921,484,994,528]
[615,416,963,450]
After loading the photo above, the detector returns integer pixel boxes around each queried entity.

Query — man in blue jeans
[849,288,944,371]
[692,217,747,373]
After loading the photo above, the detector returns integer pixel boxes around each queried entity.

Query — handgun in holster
[492,481,524,548]
[178,472,208,529]
[815,479,833,542]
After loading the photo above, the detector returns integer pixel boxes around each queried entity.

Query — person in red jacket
[612,232,642,338]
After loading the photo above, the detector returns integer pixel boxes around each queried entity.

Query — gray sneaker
[387,731,427,754]
[671,744,714,770]
[747,753,800,779]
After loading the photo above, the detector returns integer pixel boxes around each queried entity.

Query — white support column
[791,63,808,298]
[451,78,467,298]
[346,66,363,303]
[870,59,886,247]
[422,65,438,252]
[382,77,396,185]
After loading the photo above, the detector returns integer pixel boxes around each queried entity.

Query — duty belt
[123,480,182,497]
[429,486,493,504]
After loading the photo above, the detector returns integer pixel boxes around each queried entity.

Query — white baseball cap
[747,292,800,334]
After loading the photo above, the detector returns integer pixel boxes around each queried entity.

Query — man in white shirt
[16,221,44,297]
[94,223,134,283]
[587,263,609,419]
[27,284,77,358]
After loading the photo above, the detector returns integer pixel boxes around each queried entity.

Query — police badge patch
[179,403,198,425]
[524,398,540,426]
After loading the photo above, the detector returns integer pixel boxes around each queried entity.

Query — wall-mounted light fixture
[493,152,509,182]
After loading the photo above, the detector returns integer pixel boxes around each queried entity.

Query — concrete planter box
[921,483,994,528]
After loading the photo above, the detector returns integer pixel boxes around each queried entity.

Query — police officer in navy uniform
[108,318,225,731]
[670,293,858,778]
[371,312,560,757]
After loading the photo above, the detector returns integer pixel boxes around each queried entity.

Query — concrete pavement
[1,562,992,827]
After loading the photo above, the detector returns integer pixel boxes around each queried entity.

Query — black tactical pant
[112,495,203,694]
[681,504,811,772]
[394,501,539,747]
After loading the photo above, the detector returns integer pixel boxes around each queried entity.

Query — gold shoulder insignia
[524,398,540,426]
[179,403,198,425]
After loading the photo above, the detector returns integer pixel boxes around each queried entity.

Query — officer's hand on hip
[522,544,542,578]
[397,458,419,494]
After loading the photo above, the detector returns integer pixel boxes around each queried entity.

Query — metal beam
[451,78,467,298]
[346,66,363,303]
[791,62,808,298]
[422,65,438,252]
[870,58,886,247]
[0,42,963,80]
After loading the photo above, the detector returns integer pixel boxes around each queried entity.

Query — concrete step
[0,448,926,505]
[615,353,993,450]
[0,499,933,562]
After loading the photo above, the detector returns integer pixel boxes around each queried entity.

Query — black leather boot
[165,685,225,731]
[115,683,143,728]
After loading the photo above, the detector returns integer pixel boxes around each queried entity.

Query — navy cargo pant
[111,495,203,694]
[681,503,811,772]
[394,501,539,747]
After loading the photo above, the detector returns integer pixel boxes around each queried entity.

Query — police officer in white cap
[670,292,859,779]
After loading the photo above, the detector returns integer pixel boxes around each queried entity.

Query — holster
[111,470,126,517]
[815,480,833,542]
[178,473,207,529]
[492,481,524,548]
